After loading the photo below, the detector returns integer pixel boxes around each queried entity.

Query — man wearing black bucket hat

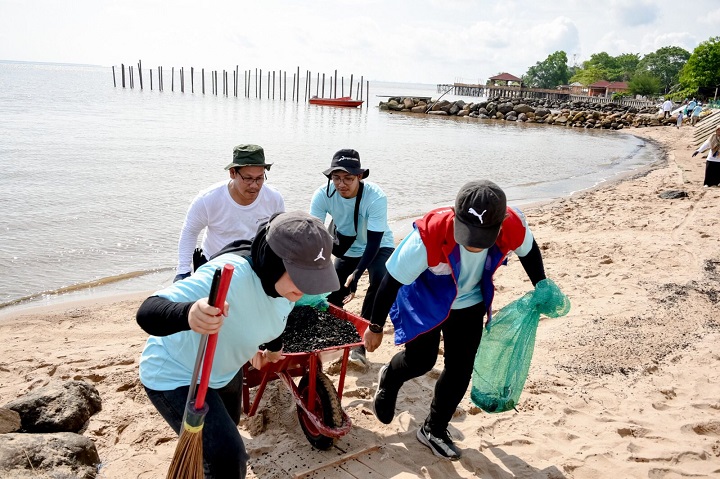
[310,149,395,366]
[174,144,285,282]
[362,180,547,460]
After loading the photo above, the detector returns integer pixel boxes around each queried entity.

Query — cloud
[698,8,720,25]
[610,0,659,27]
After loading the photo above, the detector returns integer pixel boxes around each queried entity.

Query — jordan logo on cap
[468,208,487,223]
[314,248,326,262]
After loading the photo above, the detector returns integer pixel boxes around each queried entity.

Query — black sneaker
[349,346,369,368]
[372,364,397,424]
[416,422,461,460]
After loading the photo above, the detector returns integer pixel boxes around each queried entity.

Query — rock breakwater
[379,96,680,130]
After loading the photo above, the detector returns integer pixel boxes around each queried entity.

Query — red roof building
[487,72,523,86]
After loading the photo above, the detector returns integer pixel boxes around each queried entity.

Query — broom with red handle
[167,264,234,479]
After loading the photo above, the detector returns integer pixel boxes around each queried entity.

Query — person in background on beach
[363,180,547,460]
[676,108,684,129]
[687,98,697,114]
[174,144,285,282]
[310,149,395,366]
[691,102,703,126]
[692,126,720,187]
[138,211,339,478]
[662,99,673,119]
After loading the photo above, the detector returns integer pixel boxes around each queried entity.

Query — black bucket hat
[322,149,369,179]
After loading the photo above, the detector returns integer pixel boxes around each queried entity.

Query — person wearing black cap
[137,211,339,478]
[310,148,395,366]
[363,180,547,460]
[174,144,285,282]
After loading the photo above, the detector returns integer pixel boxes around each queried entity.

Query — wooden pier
[436,82,656,108]
[112,60,370,107]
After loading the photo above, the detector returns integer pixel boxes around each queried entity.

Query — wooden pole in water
[112,66,116,87]
[171,67,174,92]
[121,63,125,88]
[131,66,134,89]
[334,70,337,99]
[316,72,319,97]
[149,68,153,90]
[159,66,163,92]
[235,65,238,97]
[296,66,300,102]
[292,73,296,101]
[138,60,143,90]
[349,74,353,98]
[180,67,184,93]
[360,75,364,103]
[341,77,344,97]
[272,71,275,99]
[321,73,325,98]
[365,80,369,108]
[255,68,258,98]
[284,71,287,101]
[305,70,309,101]
[202,68,205,94]
[191,67,194,93]
[267,71,270,98]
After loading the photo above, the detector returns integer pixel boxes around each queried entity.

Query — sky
[1,0,719,85]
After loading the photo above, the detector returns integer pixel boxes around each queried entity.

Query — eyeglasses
[236,171,266,185]
[331,174,358,185]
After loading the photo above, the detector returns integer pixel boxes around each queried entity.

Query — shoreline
[0,131,663,317]
[2,123,720,478]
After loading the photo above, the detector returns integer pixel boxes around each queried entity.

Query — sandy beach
[2,124,720,478]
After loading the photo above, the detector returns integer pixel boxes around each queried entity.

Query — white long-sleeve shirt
[176,181,285,274]
[696,136,720,163]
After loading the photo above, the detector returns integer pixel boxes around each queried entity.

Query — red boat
[309,96,363,108]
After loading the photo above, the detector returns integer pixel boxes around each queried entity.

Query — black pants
[383,302,486,434]
[144,369,248,478]
[704,160,720,187]
[327,247,394,319]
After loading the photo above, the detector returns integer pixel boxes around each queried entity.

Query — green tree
[523,51,570,89]
[614,53,640,81]
[679,36,720,93]
[637,46,690,93]
[570,66,606,85]
[628,72,662,96]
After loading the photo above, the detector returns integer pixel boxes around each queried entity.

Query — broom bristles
[167,427,204,479]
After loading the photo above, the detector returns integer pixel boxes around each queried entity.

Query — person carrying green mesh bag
[362,180,549,461]
[471,278,570,413]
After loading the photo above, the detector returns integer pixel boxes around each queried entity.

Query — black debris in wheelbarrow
[278,306,361,353]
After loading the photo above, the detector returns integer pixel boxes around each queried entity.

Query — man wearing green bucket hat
[174,144,285,282]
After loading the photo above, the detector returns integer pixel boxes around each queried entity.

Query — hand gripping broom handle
[194,264,234,409]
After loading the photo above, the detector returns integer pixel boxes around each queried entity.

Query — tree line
[520,36,720,101]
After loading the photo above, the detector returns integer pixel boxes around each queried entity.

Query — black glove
[347,270,360,294]
[173,272,191,283]
[692,151,699,157]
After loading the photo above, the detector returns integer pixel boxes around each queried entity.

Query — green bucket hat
[224,144,273,170]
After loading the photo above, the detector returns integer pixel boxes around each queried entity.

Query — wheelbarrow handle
[195,264,234,409]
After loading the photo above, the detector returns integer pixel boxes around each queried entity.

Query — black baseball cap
[454,180,507,248]
[322,149,369,179]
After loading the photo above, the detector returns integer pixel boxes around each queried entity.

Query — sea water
[0,62,660,310]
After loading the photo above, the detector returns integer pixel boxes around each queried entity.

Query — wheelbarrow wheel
[297,370,343,450]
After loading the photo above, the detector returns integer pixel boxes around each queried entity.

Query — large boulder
[513,103,535,114]
[4,381,101,433]
[0,432,100,479]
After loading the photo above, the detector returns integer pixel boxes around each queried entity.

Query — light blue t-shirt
[386,211,535,309]
[310,181,395,257]
[139,254,293,391]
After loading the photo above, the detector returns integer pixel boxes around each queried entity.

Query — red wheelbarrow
[242,304,369,450]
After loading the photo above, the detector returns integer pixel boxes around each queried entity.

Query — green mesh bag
[294,292,330,311]
[471,278,570,413]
